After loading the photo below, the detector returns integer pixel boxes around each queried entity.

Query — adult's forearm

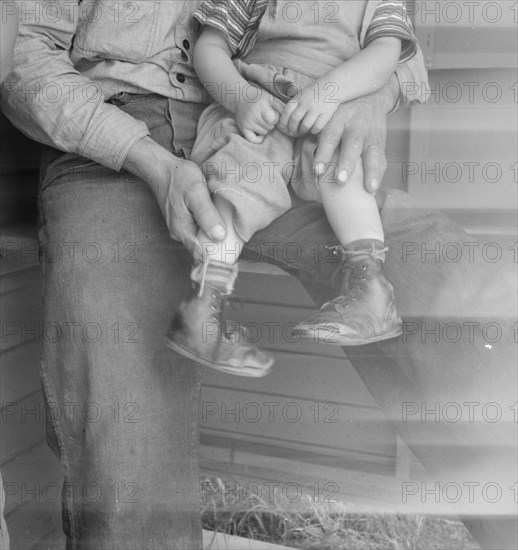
[377,73,401,115]
[0,6,149,171]
[122,136,177,196]
[1,70,149,171]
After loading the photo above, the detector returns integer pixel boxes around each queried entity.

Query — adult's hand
[313,73,400,193]
[122,136,226,256]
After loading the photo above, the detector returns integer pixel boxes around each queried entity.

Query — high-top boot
[166,260,274,377]
[293,241,402,345]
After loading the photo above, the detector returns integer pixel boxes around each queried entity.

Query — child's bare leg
[294,161,402,346]
[319,161,383,247]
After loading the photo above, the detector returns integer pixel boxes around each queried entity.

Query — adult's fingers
[184,184,226,242]
[170,217,199,256]
[334,130,365,183]
[313,119,342,176]
[362,144,387,194]
[315,123,365,184]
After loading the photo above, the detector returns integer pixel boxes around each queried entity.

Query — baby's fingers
[261,104,280,130]
[279,101,299,131]
[299,112,319,135]
[242,128,265,143]
[286,105,306,135]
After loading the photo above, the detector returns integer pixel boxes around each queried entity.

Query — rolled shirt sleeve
[364,0,428,110]
[364,0,418,64]
[193,0,269,58]
[0,1,150,172]
[394,43,429,109]
[391,5,429,110]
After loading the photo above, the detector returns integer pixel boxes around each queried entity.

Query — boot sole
[164,337,273,378]
[292,325,403,346]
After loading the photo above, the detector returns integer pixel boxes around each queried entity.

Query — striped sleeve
[364,0,418,64]
[193,0,270,58]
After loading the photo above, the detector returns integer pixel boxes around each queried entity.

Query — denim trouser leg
[249,190,517,549]
[38,96,203,549]
[0,469,9,549]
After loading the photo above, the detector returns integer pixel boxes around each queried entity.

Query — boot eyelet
[362,265,367,271]
[361,277,366,281]
[352,296,357,301]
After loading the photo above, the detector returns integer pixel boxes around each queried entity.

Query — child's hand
[279,83,341,137]
[235,90,281,144]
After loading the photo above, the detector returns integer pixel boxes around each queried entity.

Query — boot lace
[323,244,388,312]
[194,280,247,339]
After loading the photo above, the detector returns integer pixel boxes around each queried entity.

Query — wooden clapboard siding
[1,271,42,354]
[200,270,400,481]
[406,69,517,213]
[385,108,412,190]
[408,1,518,230]
[0,230,45,466]
[1,392,46,467]
[413,0,517,70]
[1,342,41,405]
[2,441,64,549]
[0,228,59,549]
[1,231,45,466]
[200,449,416,512]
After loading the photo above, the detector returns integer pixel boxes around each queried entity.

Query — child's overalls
[191,0,381,241]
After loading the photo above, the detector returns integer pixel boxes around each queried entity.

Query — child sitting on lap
[166,0,417,377]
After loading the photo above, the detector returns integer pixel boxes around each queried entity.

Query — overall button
[176,73,186,83]
[183,39,190,50]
